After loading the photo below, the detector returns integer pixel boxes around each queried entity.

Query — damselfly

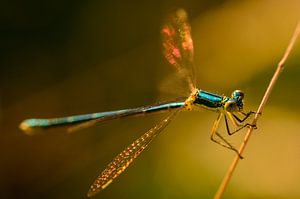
[19,9,255,197]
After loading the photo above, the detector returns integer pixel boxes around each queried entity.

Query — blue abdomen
[194,90,223,109]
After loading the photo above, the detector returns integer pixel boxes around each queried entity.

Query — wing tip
[176,8,187,19]
[86,187,101,198]
[86,179,113,197]
[86,191,96,198]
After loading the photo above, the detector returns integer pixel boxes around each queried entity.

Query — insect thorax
[192,90,224,111]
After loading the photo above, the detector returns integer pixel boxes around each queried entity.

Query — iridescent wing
[87,110,180,197]
[161,9,196,93]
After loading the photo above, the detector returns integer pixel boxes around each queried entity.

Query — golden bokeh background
[1,0,300,198]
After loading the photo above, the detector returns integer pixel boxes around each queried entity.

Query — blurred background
[1,0,300,198]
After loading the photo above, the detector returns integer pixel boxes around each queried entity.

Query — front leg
[210,113,243,159]
[225,112,257,136]
[232,111,256,124]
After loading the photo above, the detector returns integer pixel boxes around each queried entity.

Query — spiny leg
[215,132,243,159]
[225,114,248,136]
[224,114,231,135]
[210,113,242,158]
[210,113,228,149]
[232,111,256,123]
[225,112,257,135]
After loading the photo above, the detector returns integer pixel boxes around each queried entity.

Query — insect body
[19,9,254,197]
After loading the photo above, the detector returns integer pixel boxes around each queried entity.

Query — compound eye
[232,90,244,100]
[224,100,238,112]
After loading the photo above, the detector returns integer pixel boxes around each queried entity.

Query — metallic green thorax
[194,90,244,112]
[194,90,224,110]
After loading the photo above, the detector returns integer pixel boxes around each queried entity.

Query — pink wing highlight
[161,9,196,91]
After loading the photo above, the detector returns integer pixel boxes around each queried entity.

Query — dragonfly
[19,9,255,197]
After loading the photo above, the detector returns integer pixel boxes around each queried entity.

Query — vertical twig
[214,21,300,199]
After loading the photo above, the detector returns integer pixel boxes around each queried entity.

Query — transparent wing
[87,110,180,197]
[161,9,196,93]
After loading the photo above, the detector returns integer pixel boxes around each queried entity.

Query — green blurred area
[1,0,300,199]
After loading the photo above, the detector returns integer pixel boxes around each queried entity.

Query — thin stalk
[214,21,300,199]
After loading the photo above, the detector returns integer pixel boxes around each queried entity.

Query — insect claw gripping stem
[246,123,257,129]
[236,151,244,159]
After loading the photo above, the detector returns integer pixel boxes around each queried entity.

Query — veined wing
[87,110,180,197]
[161,9,196,93]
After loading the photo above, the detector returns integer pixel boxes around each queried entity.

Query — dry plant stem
[214,21,300,199]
